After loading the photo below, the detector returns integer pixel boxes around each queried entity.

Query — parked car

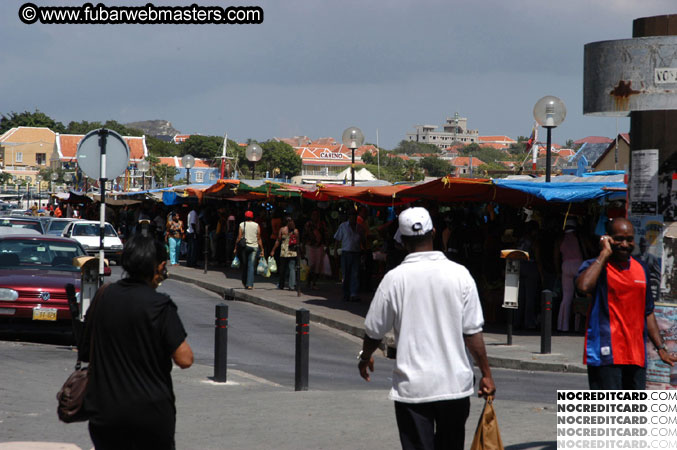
[43,218,79,236]
[0,235,86,322]
[61,220,123,263]
[0,217,45,234]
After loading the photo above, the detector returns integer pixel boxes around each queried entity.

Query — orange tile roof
[478,135,516,143]
[574,136,613,145]
[0,126,56,144]
[451,156,486,167]
[310,137,338,146]
[56,133,147,161]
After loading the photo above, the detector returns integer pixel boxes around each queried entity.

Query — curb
[169,273,585,374]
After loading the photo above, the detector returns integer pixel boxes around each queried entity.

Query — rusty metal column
[584,15,677,389]
[629,16,677,307]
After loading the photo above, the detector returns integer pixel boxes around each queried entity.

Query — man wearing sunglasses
[576,217,676,389]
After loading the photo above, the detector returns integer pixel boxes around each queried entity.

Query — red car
[0,235,87,323]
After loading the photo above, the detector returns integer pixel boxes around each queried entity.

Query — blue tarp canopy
[494,179,626,203]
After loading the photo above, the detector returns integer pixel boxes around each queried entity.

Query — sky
[1,0,674,149]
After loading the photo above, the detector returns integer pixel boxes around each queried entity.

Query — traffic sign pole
[98,129,108,287]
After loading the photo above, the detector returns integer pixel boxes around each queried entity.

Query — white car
[61,220,123,264]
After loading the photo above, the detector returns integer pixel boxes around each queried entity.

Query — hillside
[125,120,180,137]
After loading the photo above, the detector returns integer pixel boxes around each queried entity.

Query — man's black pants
[587,364,646,390]
[394,397,470,450]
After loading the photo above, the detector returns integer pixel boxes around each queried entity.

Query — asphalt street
[0,271,586,449]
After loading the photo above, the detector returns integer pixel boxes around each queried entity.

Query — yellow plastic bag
[470,396,504,450]
[299,258,310,282]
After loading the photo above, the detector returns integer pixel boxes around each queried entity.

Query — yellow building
[0,126,56,183]
[591,133,630,171]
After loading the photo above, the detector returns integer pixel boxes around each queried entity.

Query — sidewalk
[168,262,586,374]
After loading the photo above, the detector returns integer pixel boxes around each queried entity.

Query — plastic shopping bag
[470,396,504,450]
[231,255,241,269]
[267,256,278,274]
[256,257,268,275]
[299,258,310,282]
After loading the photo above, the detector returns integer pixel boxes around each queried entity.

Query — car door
[61,222,73,238]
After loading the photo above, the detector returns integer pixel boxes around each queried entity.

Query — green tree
[392,140,440,155]
[419,156,451,177]
[65,120,143,137]
[259,140,302,178]
[38,167,67,184]
[179,135,223,159]
[0,110,66,134]
[146,135,180,157]
[152,164,179,187]
[0,172,12,184]
[361,151,375,165]
[400,160,423,182]
[565,139,574,148]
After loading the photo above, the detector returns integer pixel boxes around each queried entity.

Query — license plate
[33,307,57,321]
[0,307,15,315]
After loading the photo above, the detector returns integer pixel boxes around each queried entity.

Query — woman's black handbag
[56,361,90,423]
[237,223,247,250]
[56,284,107,423]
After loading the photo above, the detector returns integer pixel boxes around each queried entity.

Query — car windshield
[0,239,86,271]
[47,221,71,234]
[0,219,42,233]
[72,224,117,237]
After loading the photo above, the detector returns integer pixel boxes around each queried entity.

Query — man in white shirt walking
[186,206,199,267]
[333,211,365,302]
[358,206,495,450]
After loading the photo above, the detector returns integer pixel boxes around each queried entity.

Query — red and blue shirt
[577,257,653,367]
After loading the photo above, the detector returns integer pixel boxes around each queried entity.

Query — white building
[405,113,479,150]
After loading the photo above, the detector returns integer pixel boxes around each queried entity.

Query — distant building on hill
[405,112,479,150]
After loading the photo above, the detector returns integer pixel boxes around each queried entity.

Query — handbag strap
[77,283,110,368]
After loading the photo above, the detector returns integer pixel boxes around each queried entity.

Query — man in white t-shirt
[358,207,495,450]
[186,207,199,267]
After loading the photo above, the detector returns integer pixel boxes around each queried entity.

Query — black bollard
[295,308,309,391]
[541,290,552,354]
[214,303,228,382]
[506,309,513,346]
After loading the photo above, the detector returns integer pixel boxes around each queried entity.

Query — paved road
[0,273,585,449]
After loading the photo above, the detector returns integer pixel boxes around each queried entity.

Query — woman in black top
[79,235,193,450]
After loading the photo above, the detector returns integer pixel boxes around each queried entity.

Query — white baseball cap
[398,207,433,236]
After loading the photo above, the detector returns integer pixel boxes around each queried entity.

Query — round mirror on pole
[246,143,263,180]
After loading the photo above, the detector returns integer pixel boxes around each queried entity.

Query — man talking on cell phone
[357,206,495,450]
[575,217,675,390]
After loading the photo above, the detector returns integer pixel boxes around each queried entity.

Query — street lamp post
[137,159,150,191]
[245,143,263,180]
[341,127,365,186]
[182,155,195,185]
[36,175,41,209]
[50,171,58,197]
[533,96,567,182]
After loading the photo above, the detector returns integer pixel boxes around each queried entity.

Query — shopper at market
[234,210,265,290]
[554,218,585,332]
[79,235,193,449]
[303,210,328,289]
[165,211,184,266]
[358,206,495,449]
[333,210,365,302]
[271,216,299,290]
